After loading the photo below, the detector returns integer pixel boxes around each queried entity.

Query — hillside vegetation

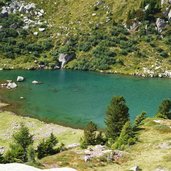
[1,110,171,171]
[0,0,171,76]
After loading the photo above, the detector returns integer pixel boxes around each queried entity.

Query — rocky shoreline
[1,65,171,79]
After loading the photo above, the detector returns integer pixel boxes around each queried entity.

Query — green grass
[40,118,171,171]
[0,110,83,149]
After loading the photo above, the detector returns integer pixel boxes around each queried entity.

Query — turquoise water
[0,70,171,128]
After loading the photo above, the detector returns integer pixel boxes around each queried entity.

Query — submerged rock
[32,80,39,84]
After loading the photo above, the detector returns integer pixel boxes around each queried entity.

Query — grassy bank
[40,118,171,171]
[1,102,171,170]
[0,106,83,149]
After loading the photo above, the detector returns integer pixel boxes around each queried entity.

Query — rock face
[17,76,24,82]
[0,163,77,171]
[59,53,75,68]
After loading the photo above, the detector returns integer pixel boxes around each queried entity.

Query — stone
[66,143,80,149]
[168,10,171,20]
[54,65,60,69]
[17,76,24,82]
[33,32,38,36]
[39,28,46,32]
[7,82,17,89]
[156,18,166,33]
[23,25,29,30]
[1,7,8,17]
[32,80,39,84]
[130,166,141,171]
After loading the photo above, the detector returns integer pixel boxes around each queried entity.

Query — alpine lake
[0,70,171,128]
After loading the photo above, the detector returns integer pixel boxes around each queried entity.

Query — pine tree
[5,124,33,162]
[113,121,136,150]
[133,112,147,130]
[105,96,129,141]
[156,99,171,119]
[84,121,97,145]
[37,133,58,159]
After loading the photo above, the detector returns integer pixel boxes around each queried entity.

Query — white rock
[7,82,17,89]
[32,80,39,84]
[130,166,141,171]
[33,32,38,36]
[17,76,24,82]
[156,18,166,33]
[39,28,45,32]
[168,10,171,19]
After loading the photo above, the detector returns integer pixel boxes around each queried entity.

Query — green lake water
[0,70,171,128]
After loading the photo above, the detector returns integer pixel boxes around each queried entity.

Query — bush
[0,153,4,163]
[4,124,33,163]
[155,99,171,119]
[27,146,36,163]
[112,121,137,150]
[37,133,58,159]
[133,112,147,130]
[160,51,168,58]
[80,121,105,148]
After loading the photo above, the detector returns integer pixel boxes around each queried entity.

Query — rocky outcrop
[59,53,75,68]
[0,0,47,31]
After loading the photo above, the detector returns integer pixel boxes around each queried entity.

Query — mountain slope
[0,0,171,77]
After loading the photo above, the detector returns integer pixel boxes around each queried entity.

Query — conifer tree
[113,121,136,150]
[156,99,171,119]
[133,112,147,130]
[5,124,33,162]
[84,121,97,145]
[105,96,129,141]
[37,133,58,159]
